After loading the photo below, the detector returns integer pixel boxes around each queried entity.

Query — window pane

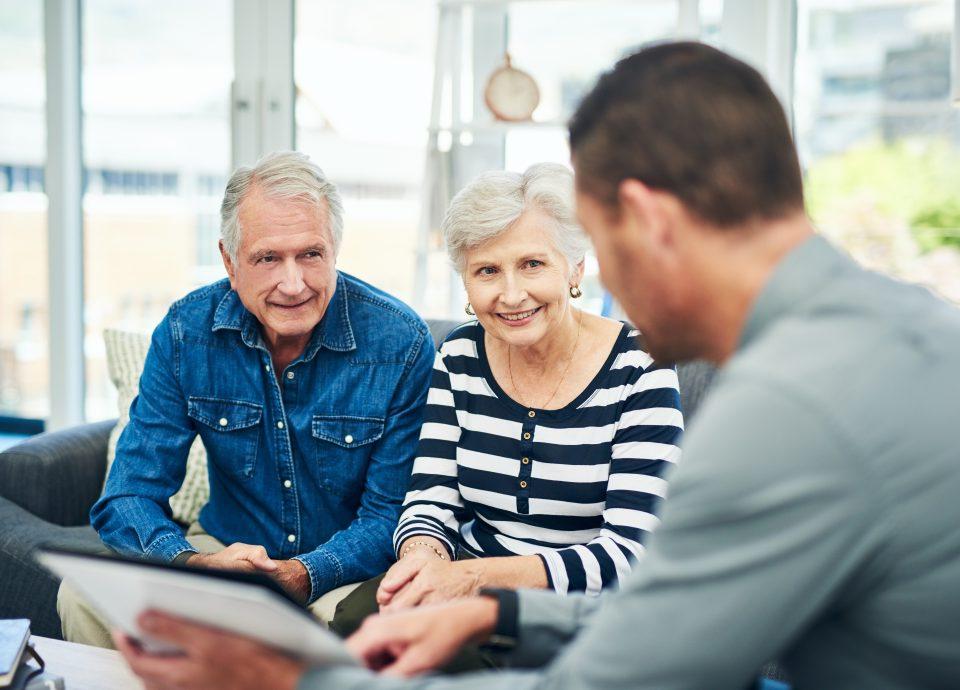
[295,0,437,310]
[795,0,960,303]
[0,0,47,419]
[82,0,232,419]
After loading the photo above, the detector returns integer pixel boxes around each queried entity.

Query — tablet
[36,546,357,666]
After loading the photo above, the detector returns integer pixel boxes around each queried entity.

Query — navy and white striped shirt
[393,321,684,595]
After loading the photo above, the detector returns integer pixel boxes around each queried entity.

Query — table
[30,636,144,690]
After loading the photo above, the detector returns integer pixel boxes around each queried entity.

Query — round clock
[484,54,540,122]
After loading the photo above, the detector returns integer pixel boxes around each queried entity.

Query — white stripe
[539,548,569,595]
[455,410,524,439]
[426,387,455,407]
[627,329,640,338]
[398,503,460,532]
[619,407,684,430]
[528,497,605,517]
[599,528,647,561]
[457,447,520,477]
[611,349,654,370]
[440,337,478,358]
[606,473,668,497]
[611,442,681,463]
[404,486,463,507]
[572,545,604,596]
[476,514,600,544]
[530,461,609,484]
[580,369,680,408]
[459,484,518,513]
[411,456,458,477]
[460,520,483,552]
[394,523,451,550]
[533,422,616,446]
[604,508,660,532]
[597,537,633,584]
[448,372,496,397]
[419,422,461,443]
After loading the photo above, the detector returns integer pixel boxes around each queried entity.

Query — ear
[571,259,586,288]
[616,179,674,254]
[219,240,238,290]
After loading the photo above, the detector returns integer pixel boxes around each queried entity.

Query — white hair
[442,163,591,276]
[220,150,344,261]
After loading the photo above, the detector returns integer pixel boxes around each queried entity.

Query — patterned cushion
[103,329,209,525]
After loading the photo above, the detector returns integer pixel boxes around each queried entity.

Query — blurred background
[1,0,958,438]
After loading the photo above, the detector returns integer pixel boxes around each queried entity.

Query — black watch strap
[478,588,519,650]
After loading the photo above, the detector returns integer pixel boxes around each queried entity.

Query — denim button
[344,434,354,444]
[283,480,292,489]
[277,421,284,429]
[286,371,295,380]
[287,534,296,543]
[218,417,228,427]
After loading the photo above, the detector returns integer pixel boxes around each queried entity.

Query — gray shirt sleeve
[301,377,882,690]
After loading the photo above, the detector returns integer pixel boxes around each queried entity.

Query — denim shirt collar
[211,273,357,359]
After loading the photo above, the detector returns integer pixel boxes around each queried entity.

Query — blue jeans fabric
[90,273,434,602]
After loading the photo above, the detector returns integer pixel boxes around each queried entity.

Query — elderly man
[116,43,960,689]
[58,151,434,647]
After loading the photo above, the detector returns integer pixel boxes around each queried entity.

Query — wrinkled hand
[347,597,498,677]
[114,611,306,690]
[186,543,277,574]
[378,558,481,612]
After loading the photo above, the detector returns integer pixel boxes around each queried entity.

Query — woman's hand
[378,558,482,612]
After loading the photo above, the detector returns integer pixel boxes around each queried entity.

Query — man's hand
[186,543,278,574]
[114,611,306,690]
[378,557,481,612]
[347,597,499,677]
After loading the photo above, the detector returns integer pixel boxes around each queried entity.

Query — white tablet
[36,546,357,666]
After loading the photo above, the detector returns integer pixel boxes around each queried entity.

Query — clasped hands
[185,543,311,605]
[376,541,482,612]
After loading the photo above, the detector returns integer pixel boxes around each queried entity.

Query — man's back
[677,235,960,687]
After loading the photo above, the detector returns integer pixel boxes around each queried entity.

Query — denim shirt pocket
[187,396,263,480]
[311,415,385,497]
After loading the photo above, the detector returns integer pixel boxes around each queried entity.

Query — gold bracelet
[401,540,448,560]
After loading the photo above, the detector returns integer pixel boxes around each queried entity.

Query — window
[82,0,233,419]
[0,0,48,420]
[795,0,960,304]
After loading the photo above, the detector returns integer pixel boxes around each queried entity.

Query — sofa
[0,318,719,641]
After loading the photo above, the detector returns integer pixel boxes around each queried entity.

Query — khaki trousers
[56,522,362,649]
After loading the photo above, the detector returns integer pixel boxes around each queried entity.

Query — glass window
[795,0,960,304]
[295,0,437,310]
[82,0,233,419]
[0,0,47,420]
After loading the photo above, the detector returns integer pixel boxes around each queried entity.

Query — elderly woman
[331,163,682,639]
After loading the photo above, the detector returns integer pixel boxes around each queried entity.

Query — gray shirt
[303,235,960,689]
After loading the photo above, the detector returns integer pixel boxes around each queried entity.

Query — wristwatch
[478,588,519,650]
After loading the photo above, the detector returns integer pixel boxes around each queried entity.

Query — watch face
[485,66,540,121]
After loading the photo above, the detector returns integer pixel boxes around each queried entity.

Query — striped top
[393,321,684,595]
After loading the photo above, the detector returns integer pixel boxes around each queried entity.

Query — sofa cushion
[103,329,209,525]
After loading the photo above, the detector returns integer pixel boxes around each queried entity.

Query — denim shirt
[90,272,434,602]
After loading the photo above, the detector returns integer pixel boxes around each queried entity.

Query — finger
[138,610,211,649]
[381,581,427,613]
[245,545,278,572]
[381,645,434,678]
[114,628,192,685]
[378,560,422,601]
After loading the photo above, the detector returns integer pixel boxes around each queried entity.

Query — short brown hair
[569,42,804,227]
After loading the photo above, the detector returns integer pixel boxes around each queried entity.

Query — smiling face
[462,208,583,349]
[220,186,338,356]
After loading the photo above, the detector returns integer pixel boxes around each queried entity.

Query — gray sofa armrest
[0,419,116,527]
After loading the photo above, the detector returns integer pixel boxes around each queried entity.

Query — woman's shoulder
[437,320,483,359]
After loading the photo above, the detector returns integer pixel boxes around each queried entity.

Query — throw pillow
[103,329,209,525]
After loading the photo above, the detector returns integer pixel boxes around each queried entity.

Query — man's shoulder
[166,278,233,324]
[340,272,429,355]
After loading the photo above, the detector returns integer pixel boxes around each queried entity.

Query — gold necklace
[508,309,582,410]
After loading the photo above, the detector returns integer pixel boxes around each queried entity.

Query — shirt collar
[211,272,357,356]
[738,233,849,352]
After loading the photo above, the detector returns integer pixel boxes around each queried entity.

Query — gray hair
[442,163,591,276]
[220,150,345,260]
